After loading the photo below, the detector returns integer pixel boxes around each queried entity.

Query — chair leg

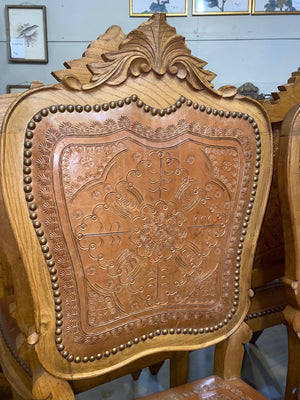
[169,351,189,388]
[214,322,252,380]
[32,366,75,400]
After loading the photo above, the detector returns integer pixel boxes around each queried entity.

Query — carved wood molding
[53,13,236,97]
[260,68,300,123]
[51,25,126,86]
[85,13,217,91]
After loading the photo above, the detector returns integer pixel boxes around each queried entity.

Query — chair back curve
[279,103,300,310]
[0,13,273,381]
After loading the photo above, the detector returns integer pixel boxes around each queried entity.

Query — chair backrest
[279,103,300,310]
[251,69,300,288]
[277,101,300,400]
[0,13,272,380]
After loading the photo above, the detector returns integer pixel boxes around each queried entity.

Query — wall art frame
[252,0,300,14]
[192,0,251,14]
[130,0,188,16]
[6,84,30,94]
[5,5,48,63]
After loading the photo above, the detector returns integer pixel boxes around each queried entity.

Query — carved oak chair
[0,51,188,400]
[0,13,273,400]
[243,69,300,342]
[278,102,300,400]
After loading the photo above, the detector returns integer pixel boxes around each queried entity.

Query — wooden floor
[76,324,288,400]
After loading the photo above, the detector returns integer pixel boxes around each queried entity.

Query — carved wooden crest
[53,13,236,96]
[260,68,300,123]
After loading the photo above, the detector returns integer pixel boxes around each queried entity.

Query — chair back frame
[0,13,273,381]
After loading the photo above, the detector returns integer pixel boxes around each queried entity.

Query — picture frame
[192,0,250,14]
[130,0,188,16]
[5,5,48,63]
[7,84,30,94]
[252,0,300,14]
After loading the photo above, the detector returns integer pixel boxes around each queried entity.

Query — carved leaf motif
[52,25,126,86]
[85,13,216,91]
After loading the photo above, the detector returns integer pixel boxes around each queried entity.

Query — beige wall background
[0,0,299,95]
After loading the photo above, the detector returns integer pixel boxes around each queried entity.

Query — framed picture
[7,84,30,94]
[5,5,48,63]
[252,0,300,13]
[130,0,188,16]
[192,0,250,14]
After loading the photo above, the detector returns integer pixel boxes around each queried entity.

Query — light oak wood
[278,103,300,400]
[0,13,273,400]
[242,69,300,343]
[211,69,300,388]
[170,352,189,388]
[261,68,300,124]
[214,322,252,380]
[0,90,30,400]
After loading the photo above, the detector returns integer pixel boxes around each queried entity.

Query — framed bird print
[5,5,48,63]
[193,0,250,14]
[130,0,188,16]
[7,84,30,93]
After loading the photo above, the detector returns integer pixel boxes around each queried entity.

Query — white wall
[1,0,300,95]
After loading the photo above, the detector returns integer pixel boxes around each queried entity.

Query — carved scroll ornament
[85,13,216,91]
[55,13,236,96]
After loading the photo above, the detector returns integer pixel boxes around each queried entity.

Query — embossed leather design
[28,99,258,358]
[252,128,285,282]
[138,375,269,400]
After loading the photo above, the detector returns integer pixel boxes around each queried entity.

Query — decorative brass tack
[24,150,32,158]
[75,105,83,112]
[25,131,34,139]
[27,121,36,129]
[58,105,66,113]
[49,106,57,114]
[25,194,33,202]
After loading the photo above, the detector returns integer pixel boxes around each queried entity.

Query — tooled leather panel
[252,126,285,281]
[138,375,264,400]
[24,97,259,361]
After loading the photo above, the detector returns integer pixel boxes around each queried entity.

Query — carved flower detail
[131,201,187,263]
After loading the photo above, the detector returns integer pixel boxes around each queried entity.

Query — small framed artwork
[252,0,300,13]
[130,0,188,16]
[7,84,30,94]
[5,5,48,63]
[192,0,250,14]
